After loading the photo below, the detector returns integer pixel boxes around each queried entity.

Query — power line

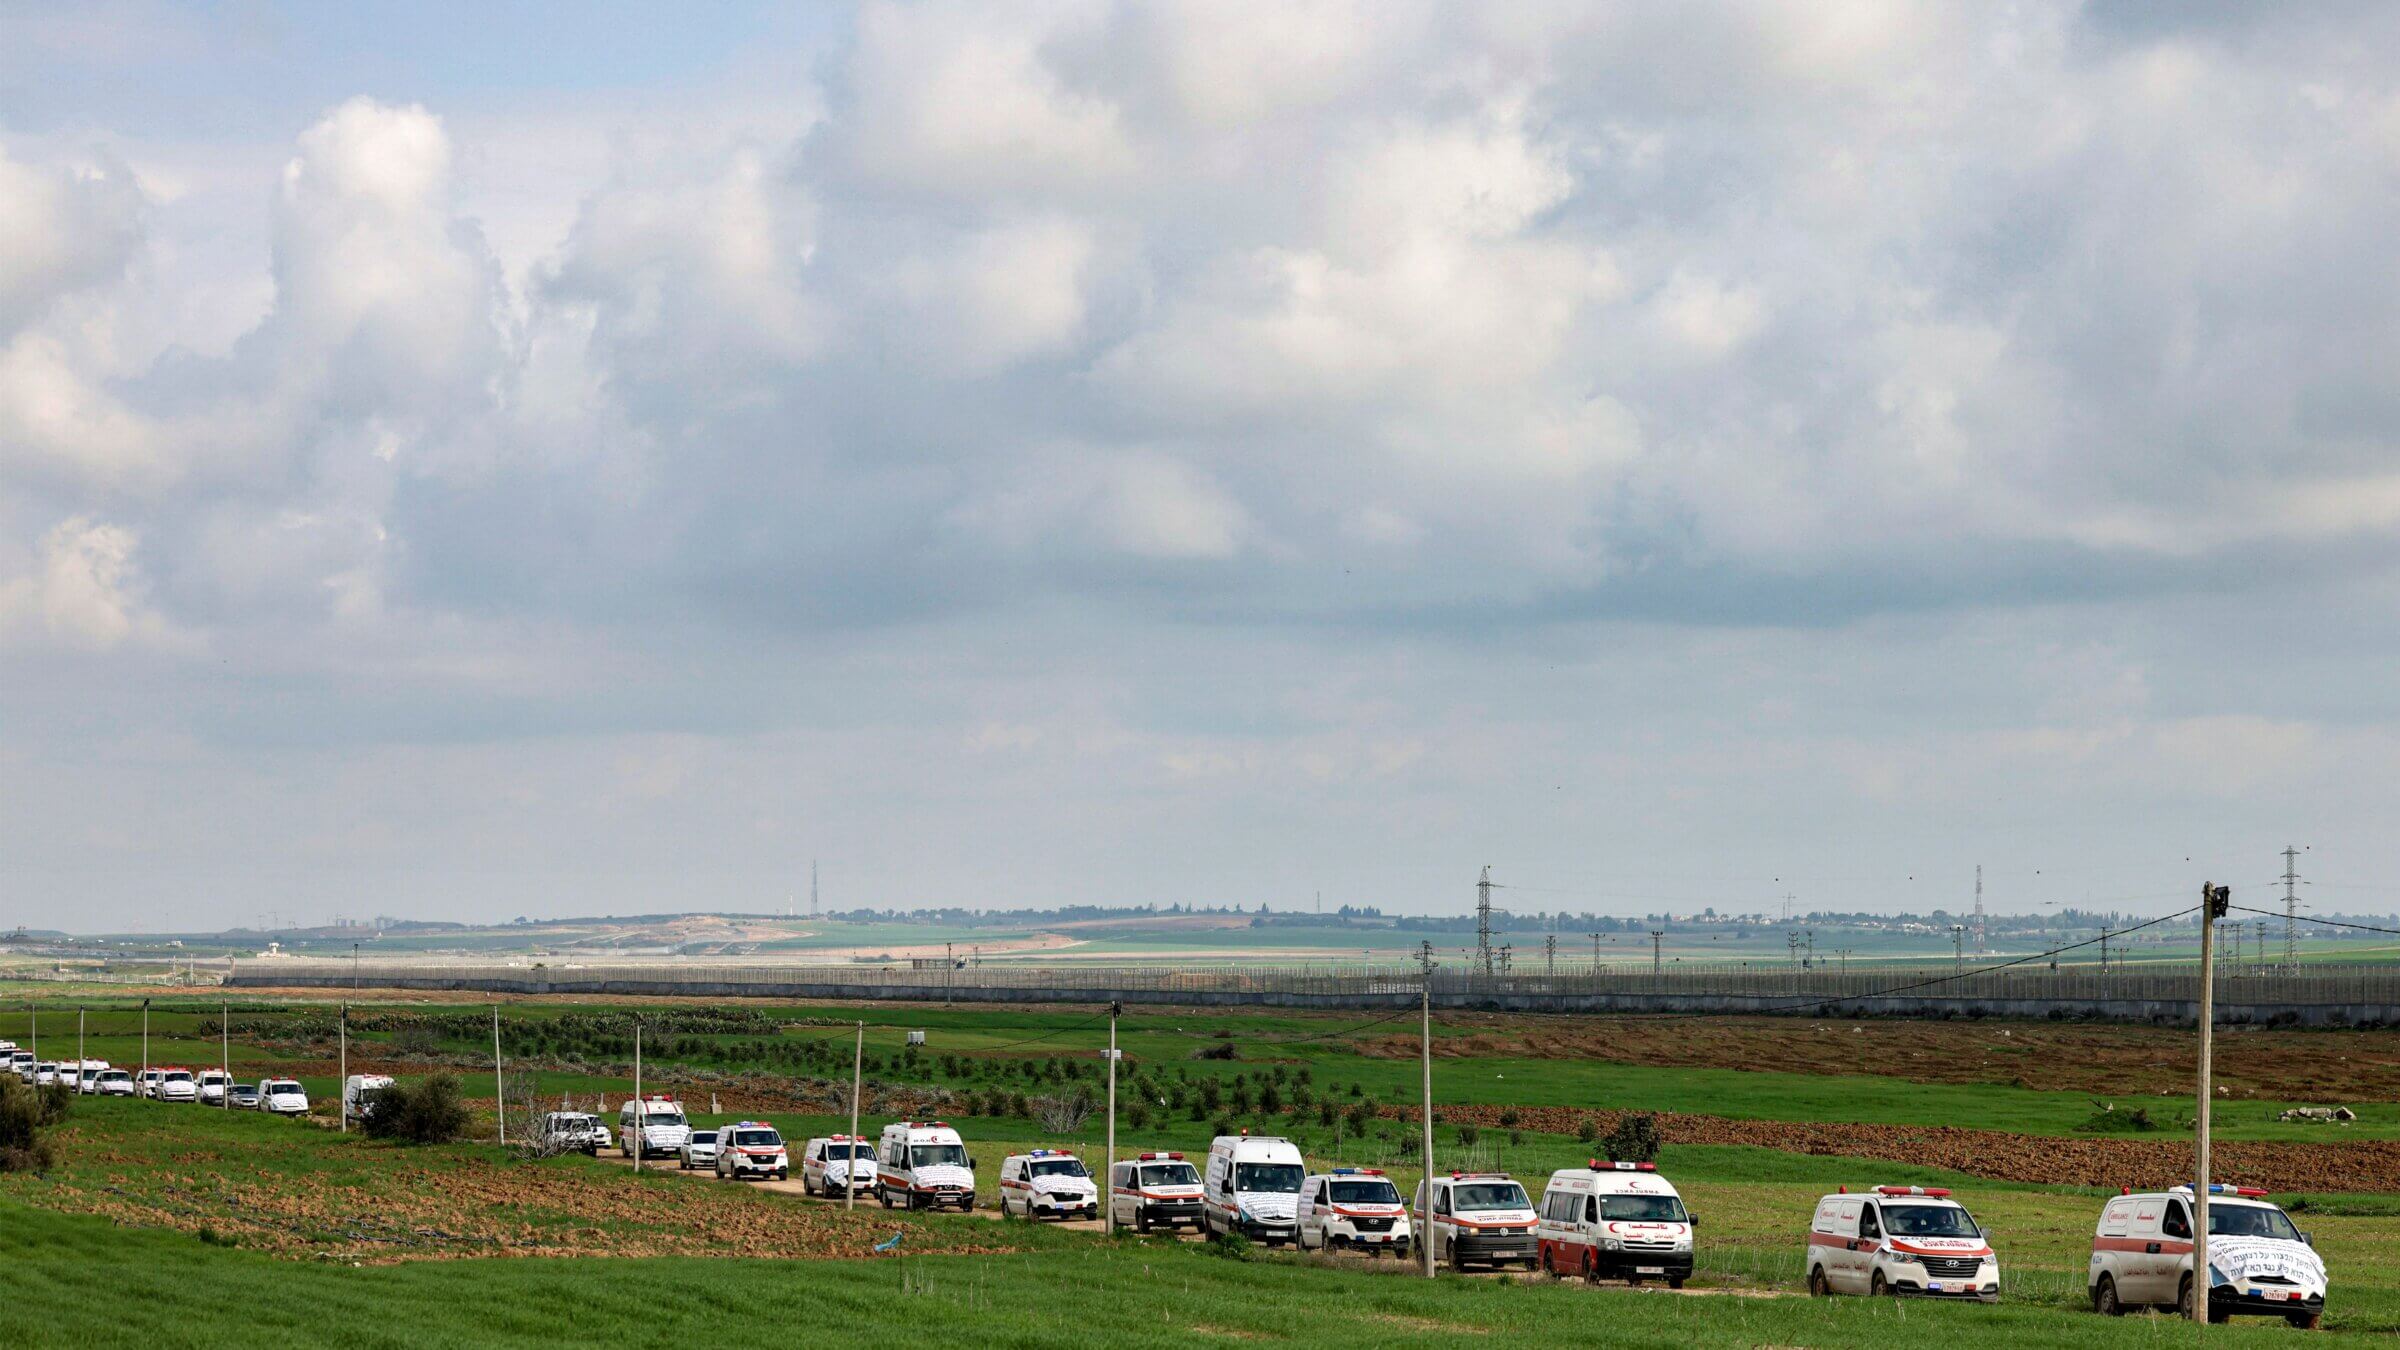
[2228,903,2400,940]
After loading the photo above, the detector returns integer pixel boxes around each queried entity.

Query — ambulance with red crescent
[1108,1151,1204,1232]
[1805,1185,2000,1301]
[1415,1171,1540,1270]
[1296,1167,1413,1256]
[1535,1161,1695,1287]
[876,1120,976,1210]
[2088,1184,2324,1327]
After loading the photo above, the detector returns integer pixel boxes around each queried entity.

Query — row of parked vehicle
[17,1035,2325,1328]
[2,1045,308,1114]
[548,1101,2332,1326]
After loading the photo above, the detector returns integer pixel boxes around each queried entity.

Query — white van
[1416,1171,1540,1270]
[713,1122,789,1182]
[1203,1133,1305,1245]
[539,1111,611,1154]
[155,1067,198,1103]
[1297,1167,1412,1256]
[1806,1186,1998,1301]
[137,1069,165,1099]
[259,1077,309,1114]
[2089,1185,2324,1327]
[96,1068,137,1097]
[801,1135,874,1198]
[876,1120,976,1211]
[343,1074,396,1123]
[998,1149,1099,1221]
[618,1095,691,1159]
[7,1050,33,1078]
[74,1061,110,1094]
[196,1070,231,1105]
[1536,1161,1695,1287]
[1109,1151,1204,1233]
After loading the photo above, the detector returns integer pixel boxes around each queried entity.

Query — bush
[1456,1124,1480,1147]
[1602,1113,1661,1164]
[1574,1117,1600,1144]
[1193,1042,1238,1061]
[0,1076,69,1173]
[359,1075,473,1144]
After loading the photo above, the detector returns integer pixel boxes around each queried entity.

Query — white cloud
[0,141,144,336]
[0,515,164,650]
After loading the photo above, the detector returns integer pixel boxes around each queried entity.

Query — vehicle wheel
[2288,1311,2322,1330]
[1449,1243,1466,1273]
[1668,1276,1686,1290]
[1543,1247,1563,1279]
[1135,1212,1150,1234]
[1871,1272,1890,1298]
[1583,1251,1599,1282]
[878,1186,892,1209]
[2093,1275,2123,1317]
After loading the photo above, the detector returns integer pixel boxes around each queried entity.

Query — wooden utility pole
[338,1005,348,1134]
[632,1021,642,1175]
[2193,882,2228,1324]
[846,1021,864,1211]
[492,1006,507,1145]
[1419,972,1435,1279]
[1104,1001,1120,1235]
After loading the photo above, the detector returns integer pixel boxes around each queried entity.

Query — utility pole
[945,942,954,1006]
[1543,934,1556,976]
[352,941,360,990]
[1835,948,1853,974]
[492,1006,507,1146]
[1587,931,1605,970]
[846,1021,863,1212]
[2282,846,2302,974]
[77,1008,84,1077]
[221,1002,230,1112]
[1649,930,1665,989]
[1419,963,1435,1280]
[140,998,150,1092]
[1498,943,1512,977]
[1104,1001,1120,1235]
[2195,882,2230,1324]
[1951,926,1965,977]
[338,1004,348,1134]
[632,1020,642,1175]
[1475,867,1495,979]
[812,859,819,918]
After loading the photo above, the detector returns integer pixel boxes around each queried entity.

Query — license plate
[1636,1266,1665,1275]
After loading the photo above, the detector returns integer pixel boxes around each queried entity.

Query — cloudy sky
[4,2,2398,931]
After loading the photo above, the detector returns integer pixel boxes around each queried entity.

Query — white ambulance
[1416,1171,1540,1270]
[1536,1161,1695,1287]
[997,1149,1100,1221]
[96,1068,137,1097]
[196,1070,231,1105]
[155,1067,198,1103]
[617,1095,691,1159]
[876,1120,976,1211]
[1297,1167,1412,1256]
[2089,1185,2324,1327]
[258,1077,310,1115]
[1109,1151,1205,1232]
[1203,1133,1305,1245]
[713,1121,790,1181]
[343,1074,395,1123]
[73,1060,110,1094]
[1805,1185,1999,1301]
[801,1135,875,1198]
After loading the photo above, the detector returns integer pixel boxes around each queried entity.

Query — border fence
[228,958,2400,1025]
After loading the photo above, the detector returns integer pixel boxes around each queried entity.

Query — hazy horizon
[6,4,2400,930]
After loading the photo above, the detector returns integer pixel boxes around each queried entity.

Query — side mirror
[2301,1231,2314,1247]
[1688,1214,1700,1228]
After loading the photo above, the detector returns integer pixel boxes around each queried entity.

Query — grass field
[3,1095,2394,1347]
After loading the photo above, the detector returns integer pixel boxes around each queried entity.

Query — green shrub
[1601,1113,1660,1164]
[359,1075,473,1144]
[0,1075,70,1173]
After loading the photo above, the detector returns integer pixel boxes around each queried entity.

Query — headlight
[1602,1238,1622,1251]
[2208,1264,2229,1288]
[1886,1249,1917,1263]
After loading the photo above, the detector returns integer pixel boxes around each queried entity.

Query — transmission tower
[1972,864,1986,955]
[1544,933,1556,975]
[810,859,819,919]
[2282,845,2302,973]
[1475,866,1495,978]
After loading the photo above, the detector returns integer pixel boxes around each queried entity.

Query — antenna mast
[2282,845,2301,973]
[1973,864,1986,955]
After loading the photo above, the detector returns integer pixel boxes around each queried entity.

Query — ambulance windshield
[911,1143,969,1168]
[2211,1204,2300,1242]
[1140,1163,1200,1186]
[1883,1204,1979,1238]
[1453,1183,1530,1211]
[1328,1179,1401,1205]
[1599,1195,1689,1223]
[1236,1163,1305,1193]
[1028,1159,1089,1179]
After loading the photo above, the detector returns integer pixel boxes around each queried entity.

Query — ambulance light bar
[1330,1168,1384,1176]
[1875,1186,1951,1197]
[1137,1152,1186,1161]
[1588,1160,1657,1172]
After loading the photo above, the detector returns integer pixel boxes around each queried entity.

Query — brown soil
[1357,1014,2400,1102]
[1377,1102,2400,1193]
